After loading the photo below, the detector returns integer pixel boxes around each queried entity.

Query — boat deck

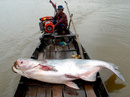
[16,77,96,97]
[14,34,109,97]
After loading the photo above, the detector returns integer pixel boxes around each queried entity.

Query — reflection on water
[105,74,126,93]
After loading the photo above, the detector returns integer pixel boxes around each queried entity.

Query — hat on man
[57,5,64,10]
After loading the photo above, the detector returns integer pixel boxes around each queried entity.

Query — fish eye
[21,61,23,64]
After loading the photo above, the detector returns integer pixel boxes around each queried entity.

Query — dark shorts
[53,20,66,34]
[53,20,66,29]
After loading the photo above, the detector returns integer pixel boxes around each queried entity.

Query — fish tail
[103,62,125,82]
[108,62,118,70]
[113,69,125,82]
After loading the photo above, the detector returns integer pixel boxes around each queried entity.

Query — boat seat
[51,32,76,38]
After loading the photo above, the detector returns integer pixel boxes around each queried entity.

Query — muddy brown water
[0,0,130,97]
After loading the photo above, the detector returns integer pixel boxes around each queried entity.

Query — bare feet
[62,30,65,35]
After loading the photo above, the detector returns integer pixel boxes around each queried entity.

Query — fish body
[12,59,125,89]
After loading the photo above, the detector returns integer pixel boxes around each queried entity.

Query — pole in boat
[68,14,73,30]
[64,1,84,59]
[49,0,57,13]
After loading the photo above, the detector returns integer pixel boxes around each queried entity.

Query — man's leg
[59,24,66,35]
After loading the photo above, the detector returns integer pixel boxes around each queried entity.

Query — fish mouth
[12,61,18,73]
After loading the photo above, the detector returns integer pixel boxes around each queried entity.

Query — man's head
[57,5,64,14]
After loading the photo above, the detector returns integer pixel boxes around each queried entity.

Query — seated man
[53,5,68,35]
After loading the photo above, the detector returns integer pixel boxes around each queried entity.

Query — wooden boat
[13,30,109,97]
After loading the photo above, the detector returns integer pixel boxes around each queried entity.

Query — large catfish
[12,59,125,89]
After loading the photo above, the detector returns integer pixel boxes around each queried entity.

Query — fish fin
[65,81,79,89]
[79,67,101,81]
[65,74,78,79]
[80,73,97,81]
[23,72,30,78]
[38,64,57,72]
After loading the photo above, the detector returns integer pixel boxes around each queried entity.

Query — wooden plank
[37,87,46,97]
[63,80,86,97]
[55,45,69,51]
[69,41,76,50]
[55,51,70,59]
[50,44,55,51]
[84,83,97,97]
[50,44,55,59]
[50,51,55,59]
[42,44,55,59]
[62,45,69,51]
[75,82,86,97]
[57,45,63,51]
[52,34,75,38]
[63,85,77,97]
[38,52,44,61]
[14,83,27,97]
[45,49,51,59]
[25,86,38,97]
[46,85,52,97]
[55,43,70,59]
[52,85,63,97]
[54,45,58,51]
[55,52,62,59]
[43,50,46,60]
[55,45,68,51]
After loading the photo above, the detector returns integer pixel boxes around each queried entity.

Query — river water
[0,0,130,97]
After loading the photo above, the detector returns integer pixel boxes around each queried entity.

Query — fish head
[12,58,38,73]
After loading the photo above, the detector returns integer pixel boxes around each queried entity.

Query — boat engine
[39,16,55,33]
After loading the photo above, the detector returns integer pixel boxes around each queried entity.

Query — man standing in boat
[53,5,68,35]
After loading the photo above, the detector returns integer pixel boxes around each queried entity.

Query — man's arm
[53,13,58,20]
[55,14,66,26]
